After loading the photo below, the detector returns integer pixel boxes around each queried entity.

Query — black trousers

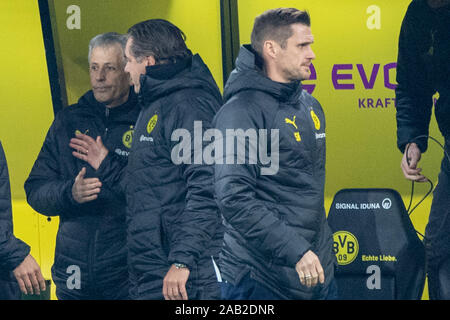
[425,152,450,300]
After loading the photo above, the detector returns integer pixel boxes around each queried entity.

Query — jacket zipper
[86,106,109,292]
[104,107,110,139]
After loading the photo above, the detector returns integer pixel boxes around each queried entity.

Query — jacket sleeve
[24,117,81,217]
[214,100,312,268]
[0,142,30,272]
[395,3,435,153]
[93,151,128,202]
[166,96,222,270]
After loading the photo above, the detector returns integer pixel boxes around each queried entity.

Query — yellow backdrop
[1,0,442,300]
[0,0,55,296]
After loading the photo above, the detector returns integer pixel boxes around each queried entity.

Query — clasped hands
[69,133,108,203]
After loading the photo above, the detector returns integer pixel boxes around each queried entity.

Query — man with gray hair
[62,21,223,300]
[25,32,139,299]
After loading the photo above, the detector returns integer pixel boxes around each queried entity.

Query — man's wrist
[173,263,188,270]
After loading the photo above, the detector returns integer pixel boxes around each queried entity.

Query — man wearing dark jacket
[396,0,450,299]
[1,141,46,299]
[122,19,223,300]
[24,32,139,299]
[214,8,336,300]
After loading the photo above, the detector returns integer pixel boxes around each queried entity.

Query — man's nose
[96,68,106,81]
[308,47,316,60]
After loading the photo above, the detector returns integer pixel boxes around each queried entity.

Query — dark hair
[251,8,311,56]
[127,19,191,64]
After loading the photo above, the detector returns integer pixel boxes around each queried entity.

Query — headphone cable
[405,135,449,239]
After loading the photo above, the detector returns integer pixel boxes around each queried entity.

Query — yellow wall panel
[50,0,223,106]
[0,1,55,200]
[0,0,438,300]
[0,0,56,297]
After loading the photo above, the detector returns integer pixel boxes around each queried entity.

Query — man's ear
[263,40,278,60]
[144,56,156,66]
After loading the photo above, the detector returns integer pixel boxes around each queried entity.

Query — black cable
[406,178,414,213]
[404,135,449,240]
[406,179,432,240]
[409,135,450,164]
[408,180,434,217]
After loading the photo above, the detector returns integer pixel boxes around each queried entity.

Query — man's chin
[93,93,112,105]
[94,90,111,103]
[300,72,311,81]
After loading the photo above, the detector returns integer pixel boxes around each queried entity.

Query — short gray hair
[88,32,127,65]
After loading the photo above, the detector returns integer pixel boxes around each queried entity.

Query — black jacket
[0,141,30,277]
[214,45,335,299]
[24,89,139,295]
[396,0,450,156]
[124,54,223,299]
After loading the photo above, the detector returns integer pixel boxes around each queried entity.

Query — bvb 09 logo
[333,231,359,265]
[122,126,134,149]
[147,114,158,134]
[310,110,320,130]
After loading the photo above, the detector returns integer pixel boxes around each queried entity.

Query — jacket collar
[224,45,303,105]
[137,54,222,107]
[78,87,138,119]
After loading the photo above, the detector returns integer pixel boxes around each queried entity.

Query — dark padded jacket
[214,45,335,299]
[396,0,450,159]
[24,89,139,296]
[0,141,30,277]
[124,54,223,299]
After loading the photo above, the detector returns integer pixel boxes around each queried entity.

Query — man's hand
[295,250,325,288]
[70,133,108,170]
[401,143,428,182]
[163,264,190,300]
[72,167,102,203]
[13,254,46,295]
